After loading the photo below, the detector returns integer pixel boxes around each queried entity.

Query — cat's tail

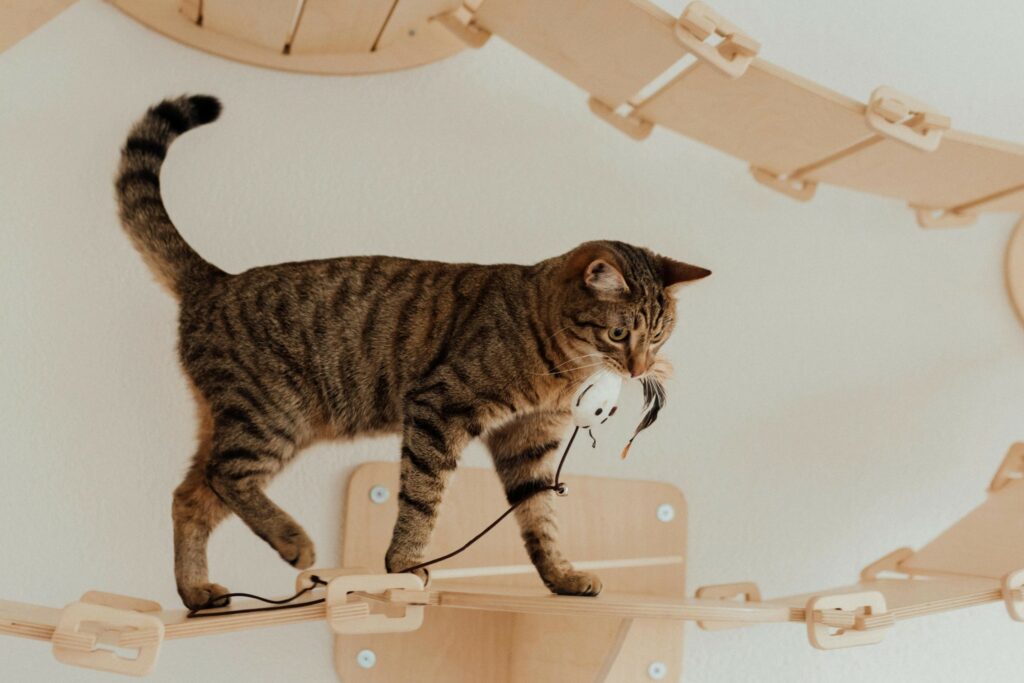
[115,95,226,297]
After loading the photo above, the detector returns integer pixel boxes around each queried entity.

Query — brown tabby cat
[115,95,711,609]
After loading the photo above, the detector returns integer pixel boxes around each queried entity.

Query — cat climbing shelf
[2,446,1022,679]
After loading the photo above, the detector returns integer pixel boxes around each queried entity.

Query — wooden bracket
[859,547,915,581]
[435,9,492,49]
[1003,569,1024,622]
[588,98,653,141]
[51,600,165,676]
[694,582,762,630]
[867,86,950,152]
[805,591,890,650]
[989,442,1024,492]
[750,166,818,202]
[675,1,760,78]
[325,573,425,635]
[912,205,978,228]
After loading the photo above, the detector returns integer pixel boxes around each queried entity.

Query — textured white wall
[2,1,1023,681]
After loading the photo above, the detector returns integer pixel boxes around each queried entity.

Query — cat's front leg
[385,410,471,581]
[485,411,602,596]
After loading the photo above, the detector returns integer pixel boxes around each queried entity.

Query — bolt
[656,503,675,523]
[357,649,377,669]
[648,661,667,680]
[370,485,390,504]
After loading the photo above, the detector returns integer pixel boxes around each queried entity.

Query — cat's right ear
[564,245,629,300]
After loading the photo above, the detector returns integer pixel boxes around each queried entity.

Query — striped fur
[115,96,711,609]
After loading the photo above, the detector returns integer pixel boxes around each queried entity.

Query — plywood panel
[473,0,686,108]
[809,130,1024,209]
[0,0,76,53]
[201,0,298,52]
[376,0,461,50]
[635,60,871,176]
[902,478,1024,580]
[290,0,396,54]
[335,462,686,682]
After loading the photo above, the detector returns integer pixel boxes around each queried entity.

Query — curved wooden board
[1006,217,1024,329]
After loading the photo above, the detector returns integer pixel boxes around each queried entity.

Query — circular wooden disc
[1005,216,1024,328]
[110,1,466,76]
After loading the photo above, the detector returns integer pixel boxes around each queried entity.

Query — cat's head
[555,241,710,379]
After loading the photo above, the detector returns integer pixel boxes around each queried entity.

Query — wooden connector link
[912,206,978,229]
[859,547,915,581]
[805,591,889,650]
[588,98,653,141]
[989,442,1024,492]
[694,581,762,631]
[675,1,760,78]
[867,86,949,152]
[52,602,165,676]
[750,166,817,202]
[435,10,491,49]
[325,573,425,635]
[1002,568,1024,622]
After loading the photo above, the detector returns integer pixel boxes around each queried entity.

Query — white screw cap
[656,503,675,523]
[357,649,377,669]
[648,660,668,680]
[369,485,390,504]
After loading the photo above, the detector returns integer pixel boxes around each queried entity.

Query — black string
[399,426,579,575]
[186,576,328,619]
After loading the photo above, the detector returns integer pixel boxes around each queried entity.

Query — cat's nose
[628,358,647,377]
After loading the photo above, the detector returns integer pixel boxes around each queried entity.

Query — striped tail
[116,95,225,297]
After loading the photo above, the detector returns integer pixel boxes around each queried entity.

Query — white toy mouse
[571,370,623,428]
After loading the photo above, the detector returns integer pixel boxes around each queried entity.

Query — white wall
[2,1,1023,681]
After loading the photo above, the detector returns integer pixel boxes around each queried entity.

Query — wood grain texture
[0,0,76,53]
[201,0,298,52]
[289,0,395,54]
[375,0,461,50]
[635,60,871,176]
[335,461,687,682]
[109,0,465,74]
[473,0,686,108]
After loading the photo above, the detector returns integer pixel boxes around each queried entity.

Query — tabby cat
[115,95,711,609]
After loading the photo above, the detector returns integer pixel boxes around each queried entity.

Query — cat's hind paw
[179,582,231,611]
[546,570,603,597]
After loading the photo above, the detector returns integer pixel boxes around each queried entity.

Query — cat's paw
[384,552,430,585]
[179,582,231,611]
[545,570,603,597]
[269,523,316,569]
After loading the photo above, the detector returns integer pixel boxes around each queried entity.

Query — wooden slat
[635,60,872,176]
[809,130,1024,209]
[290,0,397,54]
[0,0,76,53]
[376,0,461,50]
[201,0,299,52]
[473,0,686,108]
[773,576,999,616]
[901,478,1024,580]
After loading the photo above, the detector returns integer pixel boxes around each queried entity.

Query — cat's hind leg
[485,410,602,596]
[204,405,315,581]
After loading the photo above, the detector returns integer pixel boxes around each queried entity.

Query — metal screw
[656,503,675,523]
[370,485,390,504]
[357,649,377,669]
[647,661,667,680]
[408,29,416,37]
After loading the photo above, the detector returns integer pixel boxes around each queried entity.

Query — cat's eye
[608,327,629,342]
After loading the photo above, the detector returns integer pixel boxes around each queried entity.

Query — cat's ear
[564,245,630,300]
[583,259,629,297]
[660,256,711,290]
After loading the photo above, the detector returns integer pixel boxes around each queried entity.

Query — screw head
[648,661,667,680]
[656,503,675,523]
[370,485,390,504]
[357,649,377,669]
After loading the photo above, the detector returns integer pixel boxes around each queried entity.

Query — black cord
[186,576,328,619]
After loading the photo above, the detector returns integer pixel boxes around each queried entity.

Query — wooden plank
[1007,220,1024,331]
[290,0,397,54]
[809,130,1024,209]
[376,0,461,50]
[0,0,76,53]
[110,0,465,75]
[201,0,299,52]
[773,576,999,617]
[336,462,687,683]
[901,478,1024,580]
[635,60,872,176]
[473,0,687,107]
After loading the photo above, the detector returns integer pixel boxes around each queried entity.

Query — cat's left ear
[660,257,711,290]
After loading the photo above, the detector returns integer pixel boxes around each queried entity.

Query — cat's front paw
[545,569,603,597]
[179,582,231,610]
[384,552,430,586]
[269,522,316,569]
